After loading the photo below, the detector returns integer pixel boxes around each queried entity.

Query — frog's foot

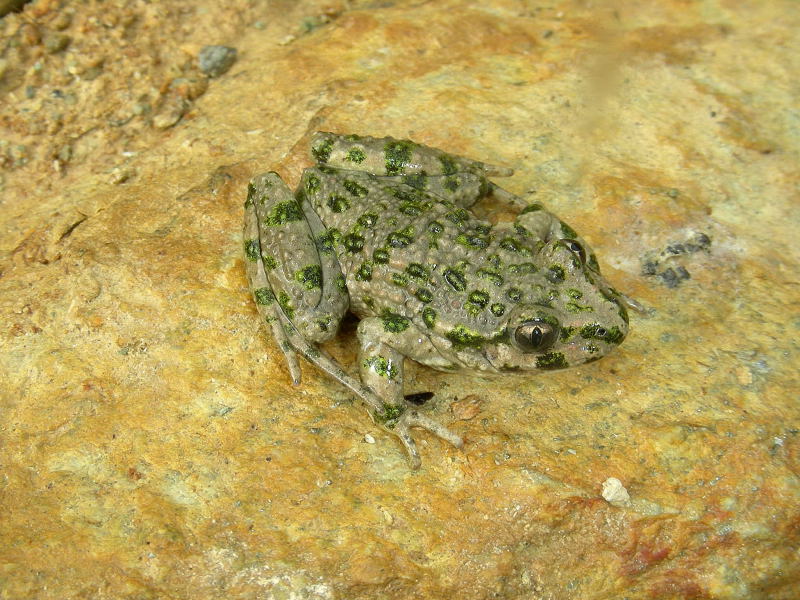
[389,408,464,470]
[310,131,513,178]
[357,316,463,468]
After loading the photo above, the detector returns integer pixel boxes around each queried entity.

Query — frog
[243,132,633,468]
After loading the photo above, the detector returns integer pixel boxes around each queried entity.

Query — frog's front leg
[357,317,463,468]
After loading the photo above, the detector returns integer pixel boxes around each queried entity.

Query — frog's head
[485,238,629,372]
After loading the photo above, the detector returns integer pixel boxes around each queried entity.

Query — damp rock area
[1,1,798,599]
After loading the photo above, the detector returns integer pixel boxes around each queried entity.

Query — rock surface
[1,1,798,598]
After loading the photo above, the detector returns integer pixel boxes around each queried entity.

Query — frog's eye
[562,239,586,264]
[514,319,559,353]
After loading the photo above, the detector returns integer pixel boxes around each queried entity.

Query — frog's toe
[404,410,464,449]
[482,163,514,177]
[393,425,422,470]
[618,292,649,314]
[392,409,464,469]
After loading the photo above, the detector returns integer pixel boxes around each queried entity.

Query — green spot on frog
[547,265,565,283]
[343,233,365,253]
[507,262,537,275]
[264,200,303,226]
[261,253,278,270]
[477,268,504,286]
[364,356,398,379]
[311,137,334,163]
[560,326,576,341]
[244,239,260,261]
[468,290,489,308]
[406,263,429,280]
[560,220,579,239]
[303,345,321,359]
[376,403,405,425]
[443,267,467,291]
[445,208,470,226]
[397,202,421,216]
[456,232,491,249]
[566,289,583,299]
[357,212,378,228]
[403,172,427,189]
[346,147,366,163]
[387,226,414,248]
[506,287,523,302]
[372,247,390,264]
[446,325,485,349]
[295,265,322,290]
[520,203,544,214]
[382,312,410,333]
[490,303,506,317]
[392,187,421,201]
[253,288,275,305]
[355,261,373,281]
[415,288,433,303]
[536,352,568,370]
[362,295,375,309]
[422,307,437,328]
[316,229,339,255]
[444,176,460,192]
[391,272,409,287]
[565,301,594,313]
[499,237,526,253]
[305,174,320,194]
[427,220,444,234]
[588,253,601,272]
[277,292,294,319]
[486,253,501,268]
[580,324,624,344]
[439,154,458,175]
[335,274,347,292]
[514,223,531,237]
[327,194,350,213]
[343,179,368,197]
[385,140,413,175]
[246,182,257,202]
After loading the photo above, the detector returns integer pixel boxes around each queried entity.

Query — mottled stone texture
[1,1,798,598]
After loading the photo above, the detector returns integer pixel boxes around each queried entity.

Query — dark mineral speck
[198,45,238,78]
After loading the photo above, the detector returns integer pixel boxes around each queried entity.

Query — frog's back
[300,168,538,339]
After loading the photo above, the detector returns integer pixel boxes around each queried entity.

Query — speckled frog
[244,132,632,467]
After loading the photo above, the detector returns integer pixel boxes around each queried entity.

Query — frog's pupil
[564,239,586,263]
[515,320,559,353]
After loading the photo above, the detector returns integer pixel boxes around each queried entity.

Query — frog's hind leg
[310,131,514,178]
[244,179,303,383]
[357,317,463,468]
[247,172,350,382]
